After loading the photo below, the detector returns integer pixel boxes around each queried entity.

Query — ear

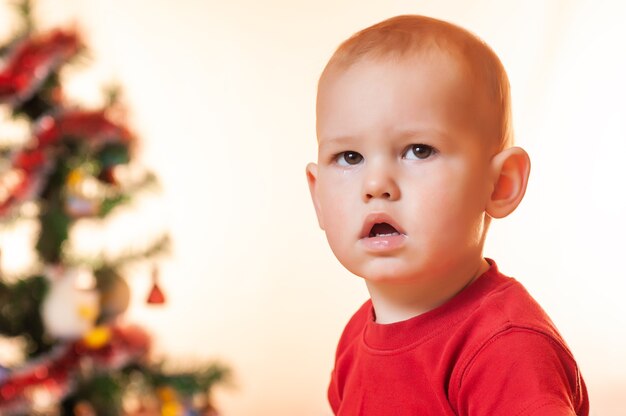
[486,146,531,219]
[306,162,325,229]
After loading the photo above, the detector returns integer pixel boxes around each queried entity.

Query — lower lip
[359,234,406,252]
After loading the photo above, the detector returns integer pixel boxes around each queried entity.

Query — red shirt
[328,261,589,415]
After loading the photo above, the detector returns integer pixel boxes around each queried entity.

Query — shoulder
[334,300,372,356]
[452,326,589,415]
[446,266,589,414]
[328,300,372,412]
[464,268,566,345]
[461,327,580,386]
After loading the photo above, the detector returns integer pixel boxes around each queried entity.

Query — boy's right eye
[336,151,363,166]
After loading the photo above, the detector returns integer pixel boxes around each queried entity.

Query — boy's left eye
[403,144,435,160]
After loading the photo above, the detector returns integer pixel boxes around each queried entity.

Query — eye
[336,151,363,166]
[403,144,435,160]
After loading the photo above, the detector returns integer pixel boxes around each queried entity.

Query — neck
[366,257,490,324]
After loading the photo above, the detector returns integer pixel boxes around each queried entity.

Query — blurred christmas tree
[0,1,229,414]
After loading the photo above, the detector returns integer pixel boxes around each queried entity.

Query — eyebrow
[392,126,452,142]
[319,127,451,148]
[318,135,355,149]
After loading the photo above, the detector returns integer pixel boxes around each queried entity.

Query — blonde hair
[320,15,513,150]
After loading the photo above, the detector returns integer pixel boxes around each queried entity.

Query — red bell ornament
[146,267,165,305]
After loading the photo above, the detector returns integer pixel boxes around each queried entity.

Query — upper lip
[359,212,406,239]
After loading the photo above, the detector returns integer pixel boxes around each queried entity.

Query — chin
[355,264,420,285]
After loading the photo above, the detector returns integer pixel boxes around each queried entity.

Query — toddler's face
[308,53,498,284]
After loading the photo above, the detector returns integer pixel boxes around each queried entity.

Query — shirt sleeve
[328,368,340,414]
[454,328,588,416]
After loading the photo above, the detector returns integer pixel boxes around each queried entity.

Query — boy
[306,15,589,415]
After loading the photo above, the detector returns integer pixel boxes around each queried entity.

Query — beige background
[1,1,625,415]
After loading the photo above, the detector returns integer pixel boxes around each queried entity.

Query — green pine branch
[64,233,172,270]
[0,274,53,356]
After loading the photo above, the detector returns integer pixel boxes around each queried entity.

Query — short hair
[319,15,513,150]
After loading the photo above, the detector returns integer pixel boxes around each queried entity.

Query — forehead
[316,52,495,150]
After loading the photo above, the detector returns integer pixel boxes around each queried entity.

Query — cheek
[437,158,490,205]
[318,169,358,204]
[406,164,488,235]
[317,173,358,236]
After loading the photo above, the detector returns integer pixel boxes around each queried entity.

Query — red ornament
[147,267,166,304]
[0,29,81,103]
[34,110,133,148]
[97,166,117,185]
[0,109,133,218]
[13,148,47,172]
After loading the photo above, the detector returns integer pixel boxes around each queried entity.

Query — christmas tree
[0,1,229,414]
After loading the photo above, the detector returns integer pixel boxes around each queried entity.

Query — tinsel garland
[0,325,149,414]
[0,29,80,104]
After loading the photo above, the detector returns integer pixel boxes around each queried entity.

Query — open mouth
[368,222,400,238]
[360,214,406,251]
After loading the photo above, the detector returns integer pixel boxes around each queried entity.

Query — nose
[362,161,400,202]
